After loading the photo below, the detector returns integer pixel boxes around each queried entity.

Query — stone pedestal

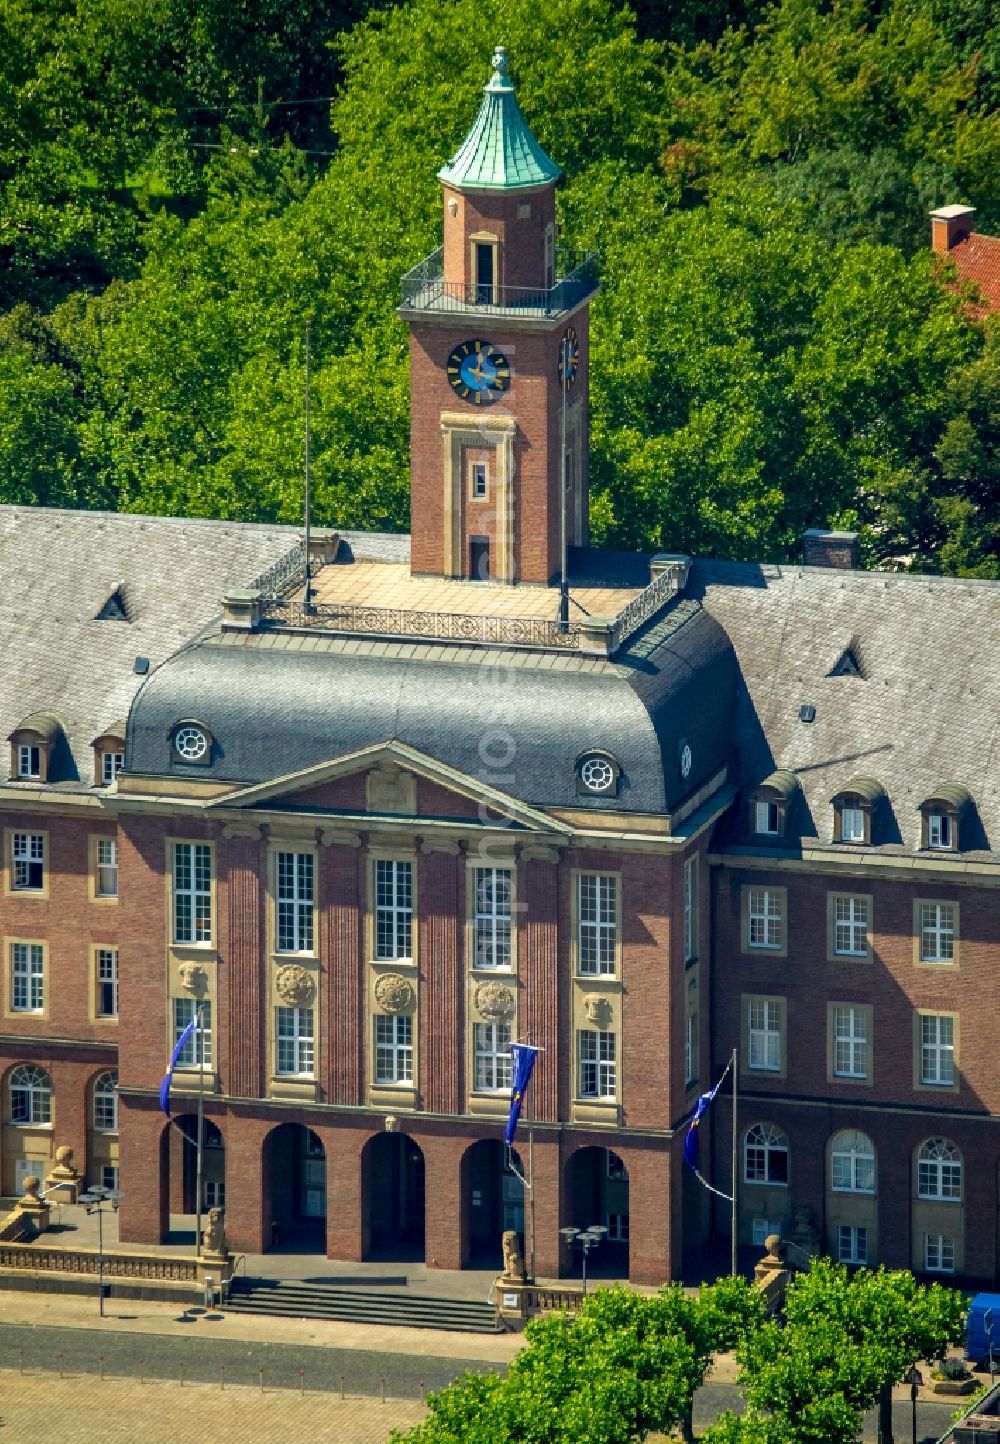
[18,1176,50,1233]
[44,1145,80,1204]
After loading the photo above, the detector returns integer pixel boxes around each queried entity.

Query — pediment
[206,740,569,836]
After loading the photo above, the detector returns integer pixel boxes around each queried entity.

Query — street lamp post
[904,1366,924,1444]
[78,1185,123,1317]
[559,1225,608,1295]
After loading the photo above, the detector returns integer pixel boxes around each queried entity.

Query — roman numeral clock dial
[446,340,511,404]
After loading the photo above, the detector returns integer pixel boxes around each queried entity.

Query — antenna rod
[303,321,314,615]
[559,336,569,632]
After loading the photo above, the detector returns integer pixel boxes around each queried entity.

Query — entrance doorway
[462,1139,524,1268]
[172,1115,225,1212]
[475,242,495,304]
[469,535,490,581]
[565,1146,630,1278]
[262,1123,326,1252]
[362,1133,425,1261]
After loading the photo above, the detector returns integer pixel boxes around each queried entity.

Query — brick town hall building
[1,48,999,1289]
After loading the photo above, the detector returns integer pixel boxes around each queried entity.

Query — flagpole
[528,1111,536,1285]
[195,1003,204,1258]
[730,1046,738,1278]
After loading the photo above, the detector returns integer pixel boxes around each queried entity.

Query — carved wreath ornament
[374,973,414,1013]
[474,982,515,1020]
[275,964,316,1006]
[584,995,614,1029]
[178,962,207,997]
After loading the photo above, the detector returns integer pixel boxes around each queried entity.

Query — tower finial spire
[489,45,512,89]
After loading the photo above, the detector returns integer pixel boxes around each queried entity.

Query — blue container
[966,1293,1000,1366]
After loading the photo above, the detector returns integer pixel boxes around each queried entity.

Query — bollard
[139,1358,145,1385]
[180,1362,185,1388]
[380,1376,386,1405]
[340,1375,345,1401]
[419,1380,425,1401]
[99,1354,105,1381]
[58,1353,64,1380]
[299,1370,305,1397]
[18,1349,23,1375]
[259,1365,265,1395]
[220,1365,225,1391]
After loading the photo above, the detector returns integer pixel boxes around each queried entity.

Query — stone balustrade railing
[0,1241,231,1285]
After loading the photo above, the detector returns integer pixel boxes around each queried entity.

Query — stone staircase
[226,1277,504,1334]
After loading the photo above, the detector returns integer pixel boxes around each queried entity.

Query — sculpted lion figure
[202,1206,228,1257]
[501,1229,525,1281]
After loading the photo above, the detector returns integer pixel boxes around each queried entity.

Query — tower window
[471,462,488,499]
[475,242,495,304]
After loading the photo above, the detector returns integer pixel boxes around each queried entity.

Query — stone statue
[501,1229,526,1282]
[202,1206,228,1258]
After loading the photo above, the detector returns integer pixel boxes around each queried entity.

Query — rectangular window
[17,745,40,779]
[11,942,44,1012]
[747,999,781,1072]
[276,851,314,953]
[374,1013,413,1084]
[93,1084,118,1133]
[747,888,782,950]
[920,1014,955,1086]
[276,1005,315,1076]
[173,843,212,944]
[754,800,780,834]
[685,1011,698,1086]
[12,832,44,891]
[832,1005,868,1079]
[927,813,952,850]
[606,1213,629,1242]
[101,751,124,785]
[924,1234,955,1273]
[577,874,617,976]
[471,462,488,498]
[95,948,118,1018]
[96,838,118,898]
[840,806,865,842]
[833,895,869,957]
[473,1021,512,1092]
[578,1029,616,1098]
[173,998,212,1068]
[919,903,955,963]
[838,1225,868,1265]
[683,857,697,962]
[751,1217,781,1247]
[375,860,413,961]
[101,1165,119,1192]
[473,867,512,969]
[204,1181,226,1208]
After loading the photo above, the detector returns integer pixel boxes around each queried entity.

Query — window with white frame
[95,948,118,1019]
[173,843,212,944]
[93,1071,118,1131]
[473,1021,512,1091]
[838,1225,868,1265]
[685,1011,698,1086]
[8,1063,51,1124]
[96,838,118,898]
[840,806,866,843]
[754,799,780,835]
[17,745,40,779]
[747,888,782,950]
[926,812,952,850]
[751,1217,782,1247]
[375,860,413,961]
[832,1005,869,1079]
[101,1165,119,1191]
[173,998,212,1068]
[578,1029,616,1098]
[830,1130,875,1193]
[833,895,869,956]
[924,1234,955,1273]
[101,750,124,785]
[606,1213,629,1242]
[917,1138,962,1201]
[919,903,955,963]
[577,874,617,975]
[683,856,697,962]
[374,1013,413,1084]
[744,1123,788,1185]
[920,1015,955,1086]
[11,942,44,1012]
[12,832,44,891]
[473,867,512,969]
[204,1180,226,1208]
[276,1006,314,1076]
[471,461,488,498]
[747,999,781,1072]
[276,851,314,953]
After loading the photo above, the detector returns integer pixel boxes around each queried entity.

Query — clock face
[558,327,580,389]
[447,340,511,405]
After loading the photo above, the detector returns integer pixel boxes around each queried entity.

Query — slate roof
[0,506,302,788]
[691,560,1000,855]
[438,47,561,192]
[948,232,1000,313]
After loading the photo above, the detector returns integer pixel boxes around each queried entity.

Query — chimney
[801,529,859,570]
[930,204,976,255]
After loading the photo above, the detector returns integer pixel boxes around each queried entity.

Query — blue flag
[504,1043,539,1146]
[159,1018,196,1117]
[683,1071,728,1174]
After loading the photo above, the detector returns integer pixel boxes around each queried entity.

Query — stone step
[226,1279,503,1334]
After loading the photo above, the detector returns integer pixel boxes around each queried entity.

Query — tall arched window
[8,1064,52,1125]
[92,1071,118,1132]
[917,1138,962,1200]
[830,1130,876,1193]
[744,1123,789,1185]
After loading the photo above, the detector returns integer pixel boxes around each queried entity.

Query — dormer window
[754,800,780,835]
[102,751,124,785]
[92,726,127,788]
[748,771,798,839]
[831,778,885,846]
[919,786,971,853]
[170,720,213,766]
[840,806,865,843]
[7,715,61,784]
[17,745,40,780]
[576,750,620,798]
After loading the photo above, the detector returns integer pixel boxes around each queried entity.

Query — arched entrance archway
[362,1133,425,1261]
[461,1139,524,1268]
[262,1123,326,1252]
[565,1146,630,1279]
[161,1114,226,1244]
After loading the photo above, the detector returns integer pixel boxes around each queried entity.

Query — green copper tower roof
[438,47,561,192]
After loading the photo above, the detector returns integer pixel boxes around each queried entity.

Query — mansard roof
[438,46,561,192]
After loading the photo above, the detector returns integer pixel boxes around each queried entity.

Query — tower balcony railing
[399,246,599,317]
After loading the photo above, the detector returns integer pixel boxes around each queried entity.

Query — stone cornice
[710,845,1000,887]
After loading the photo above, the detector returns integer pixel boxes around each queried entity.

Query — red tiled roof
[948,232,1000,313]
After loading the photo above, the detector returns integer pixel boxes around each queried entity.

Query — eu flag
[159,1018,197,1118]
[504,1044,539,1145]
[683,1073,726,1173]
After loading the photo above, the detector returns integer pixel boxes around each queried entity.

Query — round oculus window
[173,725,209,761]
[580,755,615,793]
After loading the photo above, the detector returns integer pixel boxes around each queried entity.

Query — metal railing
[260,598,582,651]
[609,563,686,653]
[249,541,308,600]
[399,247,599,317]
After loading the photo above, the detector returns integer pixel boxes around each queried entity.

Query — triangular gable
[828,644,864,679]
[205,739,571,835]
[95,585,129,622]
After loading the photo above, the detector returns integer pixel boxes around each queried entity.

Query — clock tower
[399,46,598,586]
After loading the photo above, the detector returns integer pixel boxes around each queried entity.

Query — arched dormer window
[169,719,214,767]
[831,777,885,845]
[7,714,62,784]
[92,724,127,787]
[576,749,621,798]
[748,770,798,839]
[919,785,971,853]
